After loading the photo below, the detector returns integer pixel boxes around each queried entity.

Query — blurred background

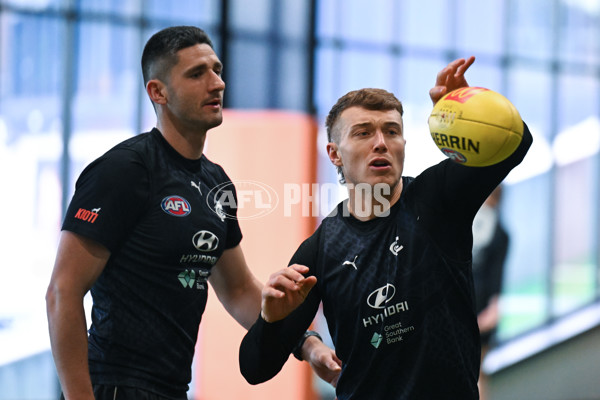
[0,0,599,399]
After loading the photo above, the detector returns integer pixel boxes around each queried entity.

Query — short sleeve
[62,148,150,252]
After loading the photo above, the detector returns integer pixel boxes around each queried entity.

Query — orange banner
[196,110,319,400]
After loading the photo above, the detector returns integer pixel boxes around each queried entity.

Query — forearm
[46,291,94,399]
[440,121,533,213]
[239,288,320,384]
[240,314,306,384]
[219,276,263,330]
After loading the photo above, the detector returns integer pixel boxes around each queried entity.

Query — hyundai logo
[192,230,219,252]
[367,284,396,309]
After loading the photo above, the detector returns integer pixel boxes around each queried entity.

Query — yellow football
[428,87,523,167]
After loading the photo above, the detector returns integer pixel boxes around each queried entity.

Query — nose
[210,71,226,92]
[373,130,388,152]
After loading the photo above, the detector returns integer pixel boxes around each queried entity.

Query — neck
[346,180,403,221]
[156,118,207,160]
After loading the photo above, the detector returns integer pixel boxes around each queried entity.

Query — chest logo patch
[161,196,191,217]
[191,181,202,195]
[342,255,359,270]
[193,230,219,252]
[214,200,226,222]
[389,236,404,256]
[367,284,396,309]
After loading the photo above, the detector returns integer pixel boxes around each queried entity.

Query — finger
[455,55,475,77]
[328,360,342,371]
[262,285,285,299]
[289,263,310,274]
[332,353,342,366]
[269,268,307,286]
[447,57,467,74]
[330,373,340,387]
[281,268,311,285]
[434,66,452,87]
[298,276,317,294]
[270,274,302,292]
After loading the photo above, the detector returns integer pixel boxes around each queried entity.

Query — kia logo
[192,230,219,252]
[367,284,396,309]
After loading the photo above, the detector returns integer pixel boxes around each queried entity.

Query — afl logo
[193,230,219,252]
[441,148,467,164]
[367,283,396,309]
[161,196,191,217]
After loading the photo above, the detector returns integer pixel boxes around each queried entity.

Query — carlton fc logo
[193,230,219,252]
[161,196,191,217]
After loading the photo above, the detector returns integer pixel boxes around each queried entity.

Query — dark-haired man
[239,57,533,399]
[46,26,339,400]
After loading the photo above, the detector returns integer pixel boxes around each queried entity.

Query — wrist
[292,330,322,361]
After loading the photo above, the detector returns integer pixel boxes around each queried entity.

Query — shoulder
[74,133,155,192]
[109,130,157,155]
[201,154,234,183]
[299,225,323,253]
[93,132,154,168]
[289,226,323,269]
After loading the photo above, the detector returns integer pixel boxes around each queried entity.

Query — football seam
[448,117,522,135]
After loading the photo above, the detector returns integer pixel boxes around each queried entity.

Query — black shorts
[60,385,187,400]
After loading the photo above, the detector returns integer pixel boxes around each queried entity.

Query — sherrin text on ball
[428,87,523,167]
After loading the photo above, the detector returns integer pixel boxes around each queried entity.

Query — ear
[146,79,167,105]
[327,142,343,167]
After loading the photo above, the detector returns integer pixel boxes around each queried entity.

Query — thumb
[329,356,342,370]
[429,86,447,105]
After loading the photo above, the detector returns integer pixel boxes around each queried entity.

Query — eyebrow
[185,60,223,76]
[350,121,402,130]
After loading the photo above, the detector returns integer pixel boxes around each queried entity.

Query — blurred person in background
[45,25,339,400]
[472,185,509,400]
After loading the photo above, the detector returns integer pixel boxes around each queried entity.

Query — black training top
[240,124,532,400]
[62,128,242,398]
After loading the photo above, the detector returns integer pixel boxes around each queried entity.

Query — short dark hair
[141,26,214,86]
[326,88,404,184]
[326,88,404,143]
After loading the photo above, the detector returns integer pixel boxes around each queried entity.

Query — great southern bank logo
[207,180,279,220]
[161,195,191,217]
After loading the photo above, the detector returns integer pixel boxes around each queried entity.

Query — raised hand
[261,264,317,323]
[429,56,476,105]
